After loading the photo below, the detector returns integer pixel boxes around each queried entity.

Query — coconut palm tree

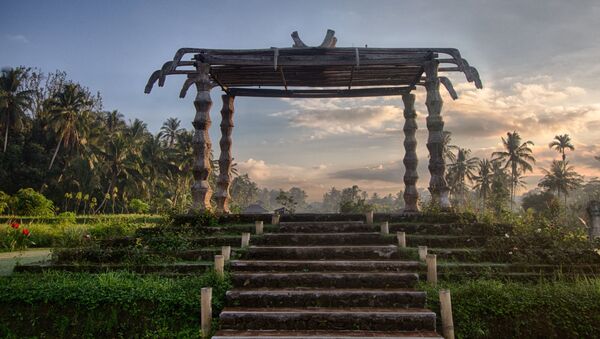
[47,83,92,170]
[442,131,458,164]
[160,117,183,147]
[492,131,536,210]
[549,134,574,162]
[446,148,479,205]
[538,160,583,205]
[473,158,493,210]
[0,67,33,152]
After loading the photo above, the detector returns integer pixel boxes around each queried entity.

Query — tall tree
[538,160,583,205]
[549,134,574,162]
[492,131,536,209]
[446,148,479,205]
[442,131,458,164]
[160,117,183,147]
[473,158,493,211]
[0,67,33,152]
[46,83,92,170]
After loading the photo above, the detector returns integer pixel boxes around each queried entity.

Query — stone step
[213,330,443,338]
[231,272,419,289]
[243,246,417,260]
[256,233,393,246]
[230,260,420,272]
[219,307,436,332]
[226,289,426,308]
[279,222,374,233]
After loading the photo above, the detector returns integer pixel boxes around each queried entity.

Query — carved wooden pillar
[216,95,235,213]
[402,93,419,212]
[191,63,213,210]
[424,61,451,209]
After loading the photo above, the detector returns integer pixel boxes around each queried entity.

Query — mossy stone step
[243,246,417,260]
[256,233,393,246]
[230,260,420,272]
[219,307,436,331]
[213,330,443,339]
[226,289,426,308]
[231,272,419,289]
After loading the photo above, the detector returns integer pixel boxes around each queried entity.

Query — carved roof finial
[291,29,337,48]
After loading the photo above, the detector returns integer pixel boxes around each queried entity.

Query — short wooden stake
[201,287,212,338]
[380,221,389,235]
[426,254,437,285]
[366,211,374,224]
[397,231,406,248]
[214,255,224,278]
[271,213,280,225]
[440,289,455,339]
[241,232,250,247]
[221,246,231,261]
[418,245,428,261]
[255,220,264,235]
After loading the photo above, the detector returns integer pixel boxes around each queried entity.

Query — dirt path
[0,248,51,276]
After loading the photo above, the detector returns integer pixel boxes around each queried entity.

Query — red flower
[10,221,19,229]
[22,228,30,236]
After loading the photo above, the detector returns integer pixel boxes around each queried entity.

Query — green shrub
[421,278,600,338]
[0,271,231,338]
[56,211,77,224]
[128,198,150,214]
[9,188,54,216]
[0,191,9,214]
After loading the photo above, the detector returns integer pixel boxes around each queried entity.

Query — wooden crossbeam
[226,87,413,98]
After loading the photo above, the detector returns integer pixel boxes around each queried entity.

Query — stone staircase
[213,221,443,339]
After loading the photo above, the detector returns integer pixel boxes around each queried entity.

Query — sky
[2,0,600,200]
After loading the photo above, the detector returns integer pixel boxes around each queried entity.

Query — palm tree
[160,117,183,147]
[0,68,33,152]
[473,158,493,211]
[47,83,92,170]
[492,131,536,210]
[538,160,583,205]
[442,131,458,164]
[446,148,479,205]
[549,134,574,162]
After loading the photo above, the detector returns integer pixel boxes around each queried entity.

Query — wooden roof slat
[226,86,413,98]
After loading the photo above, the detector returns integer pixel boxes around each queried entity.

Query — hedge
[0,271,231,338]
[421,278,600,338]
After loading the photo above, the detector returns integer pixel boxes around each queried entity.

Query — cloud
[5,34,29,43]
[330,161,403,183]
[236,158,330,192]
[273,97,402,137]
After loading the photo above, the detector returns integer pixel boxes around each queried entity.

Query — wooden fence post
[426,254,437,285]
[255,220,264,235]
[221,245,231,261]
[214,255,224,278]
[201,287,212,338]
[380,221,389,235]
[241,232,250,247]
[418,245,428,261]
[440,289,455,339]
[397,231,406,248]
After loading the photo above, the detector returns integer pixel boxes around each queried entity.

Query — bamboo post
[366,211,374,224]
[397,231,406,248]
[255,220,264,235]
[426,254,437,285]
[221,245,231,261]
[380,221,389,235]
[418,245,428,261]
[201,287,212,338]
[241,232,250,247]
[271,213,280,225]
[440,289,455,339]
[214,255,224,278]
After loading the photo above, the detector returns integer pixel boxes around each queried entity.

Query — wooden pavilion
[145,30,482,213]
